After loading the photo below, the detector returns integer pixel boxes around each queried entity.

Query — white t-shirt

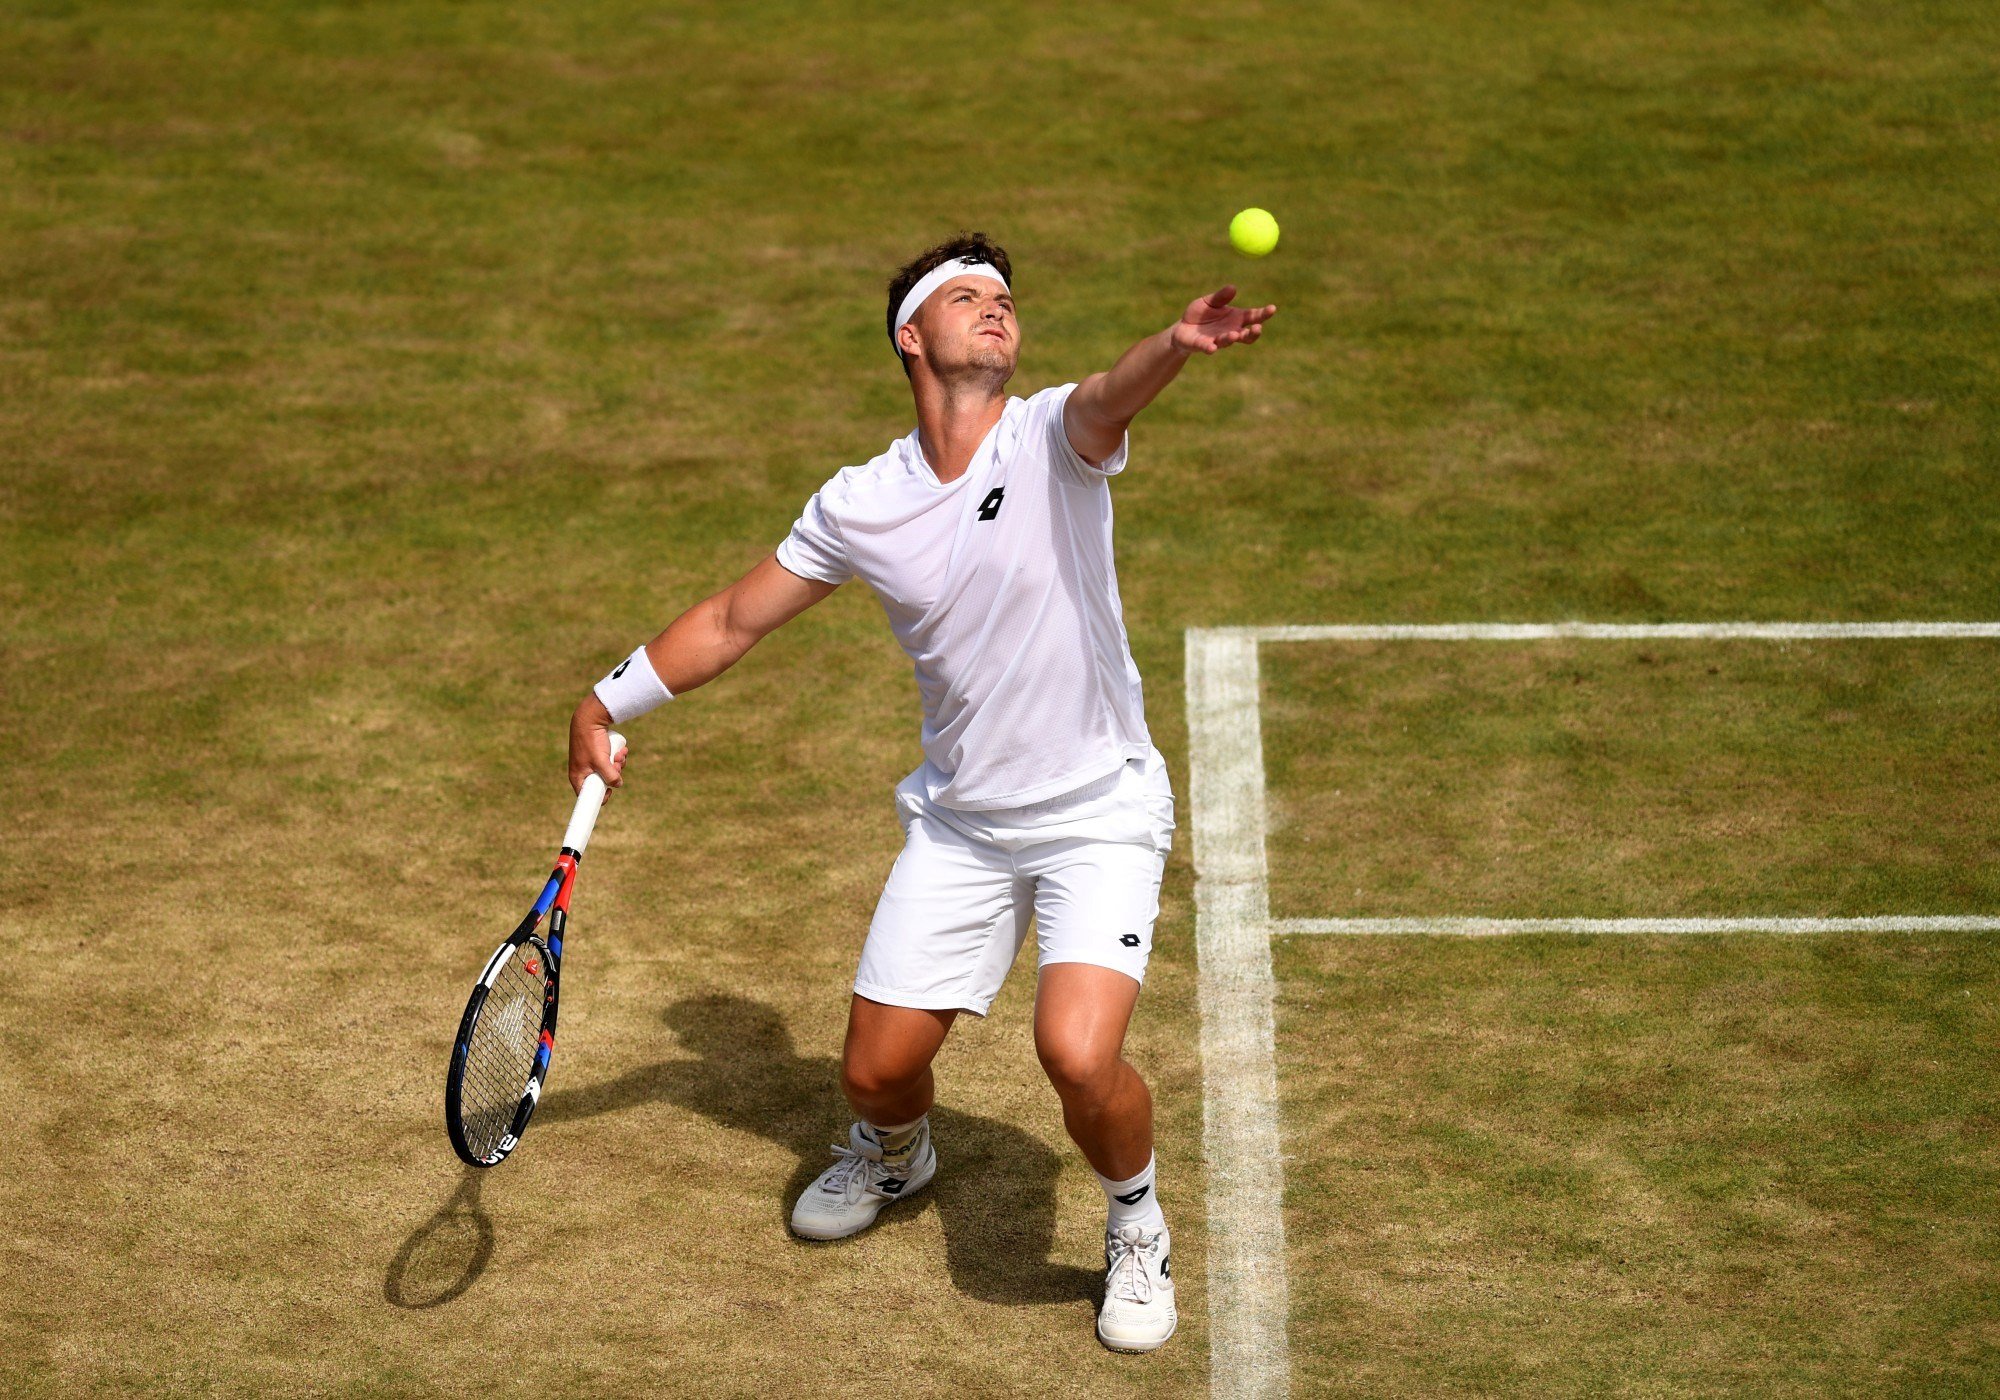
[775,383,1154,811]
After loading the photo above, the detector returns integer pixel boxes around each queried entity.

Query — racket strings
[457,945,550,1161]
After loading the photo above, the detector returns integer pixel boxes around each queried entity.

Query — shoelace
[818,1144,874,1202]
[1106,1230,1159,1305]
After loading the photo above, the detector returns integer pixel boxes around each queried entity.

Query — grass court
[4,1,1996,1393]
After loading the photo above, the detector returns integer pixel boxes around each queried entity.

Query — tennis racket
[445,732,626,1167]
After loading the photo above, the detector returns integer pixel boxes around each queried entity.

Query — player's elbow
[716,587,764,659]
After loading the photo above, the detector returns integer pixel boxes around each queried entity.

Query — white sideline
[1186,629,1289,1398]
[1185,620,2000,1397]
[1278,916,2000,937]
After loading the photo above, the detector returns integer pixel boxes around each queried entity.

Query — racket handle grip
[563,731,627,856]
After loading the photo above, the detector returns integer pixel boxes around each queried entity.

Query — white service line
[1239,621,2000,643]
[1277,916,2000,937]
[1186,628,1290,1398]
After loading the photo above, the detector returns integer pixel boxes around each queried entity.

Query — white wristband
[593,645,674,724]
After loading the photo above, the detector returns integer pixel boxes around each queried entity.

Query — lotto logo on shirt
[768,384,1149,810]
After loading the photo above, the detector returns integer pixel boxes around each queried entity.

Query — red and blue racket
[445,733,626,1167]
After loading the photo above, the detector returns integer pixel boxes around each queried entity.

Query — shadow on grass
[542,993,1098,1308]
[384,1167,493,1309]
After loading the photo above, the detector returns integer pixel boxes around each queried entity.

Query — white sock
[1098,1154,1167,1235]
[863,1116,926,1168]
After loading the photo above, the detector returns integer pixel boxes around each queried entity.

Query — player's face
[916,276,1018,379]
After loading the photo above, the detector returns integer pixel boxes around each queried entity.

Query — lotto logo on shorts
[1120,934,1141,947]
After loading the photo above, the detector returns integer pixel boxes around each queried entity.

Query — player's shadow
[384,1166,494,1309]
[542,993,1098,1307]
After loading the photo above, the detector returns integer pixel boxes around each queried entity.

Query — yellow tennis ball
[1229,207,1280,257]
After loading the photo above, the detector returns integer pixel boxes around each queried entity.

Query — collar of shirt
[904,396,1025,489]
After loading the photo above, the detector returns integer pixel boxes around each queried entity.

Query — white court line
[1278,916,2000,937]
[1186,629,1290,1398]
[1185,620,2000,1396]
[1242,621,2000,642]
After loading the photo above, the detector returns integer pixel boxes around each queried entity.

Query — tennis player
[570,233,1274,1352]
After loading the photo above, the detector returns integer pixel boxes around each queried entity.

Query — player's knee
[840,1052,921,1105]
[1036,1036,1117,1101]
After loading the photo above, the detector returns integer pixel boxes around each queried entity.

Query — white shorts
[854,747,1175,1016]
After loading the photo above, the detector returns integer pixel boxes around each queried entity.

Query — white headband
[890,258,1010,347]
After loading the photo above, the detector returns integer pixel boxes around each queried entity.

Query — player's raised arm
[568,554,838,792]
[1062,285,1278,463]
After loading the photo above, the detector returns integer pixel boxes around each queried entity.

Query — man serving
[569,232,1274,1352]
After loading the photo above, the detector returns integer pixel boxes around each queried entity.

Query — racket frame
[444,731,624,1168]
[445,850,580,1167]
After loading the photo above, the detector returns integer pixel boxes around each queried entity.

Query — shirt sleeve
[1044,382,1130,484]
[774,480,853,586]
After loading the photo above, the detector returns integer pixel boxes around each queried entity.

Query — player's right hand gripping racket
[445,732,626,1167]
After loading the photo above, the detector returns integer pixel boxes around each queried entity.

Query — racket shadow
[384,1166,494,1310]
[541,993,1098,1308]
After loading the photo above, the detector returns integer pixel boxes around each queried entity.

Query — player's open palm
[1172,286,1276,355]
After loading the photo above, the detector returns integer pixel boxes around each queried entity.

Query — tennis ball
[1229,207,1280,257]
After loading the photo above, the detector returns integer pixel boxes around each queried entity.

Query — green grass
[1275,933,2000,1395]
[3,0,1997,1394]
[1263,639,2000,919]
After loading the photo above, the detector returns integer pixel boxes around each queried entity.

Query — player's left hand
[1172,286,1277,355]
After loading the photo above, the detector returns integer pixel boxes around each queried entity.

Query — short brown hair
[885,232,1013,378]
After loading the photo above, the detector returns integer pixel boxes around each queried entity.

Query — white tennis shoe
[789,1120,936,1241]
[1097,1222,1177,1352]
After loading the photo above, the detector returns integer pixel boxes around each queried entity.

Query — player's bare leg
[790,996,953,1240]
[1034,962,1177,1353]
[1033,963,1150,1177]
[840,996,955,1126]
